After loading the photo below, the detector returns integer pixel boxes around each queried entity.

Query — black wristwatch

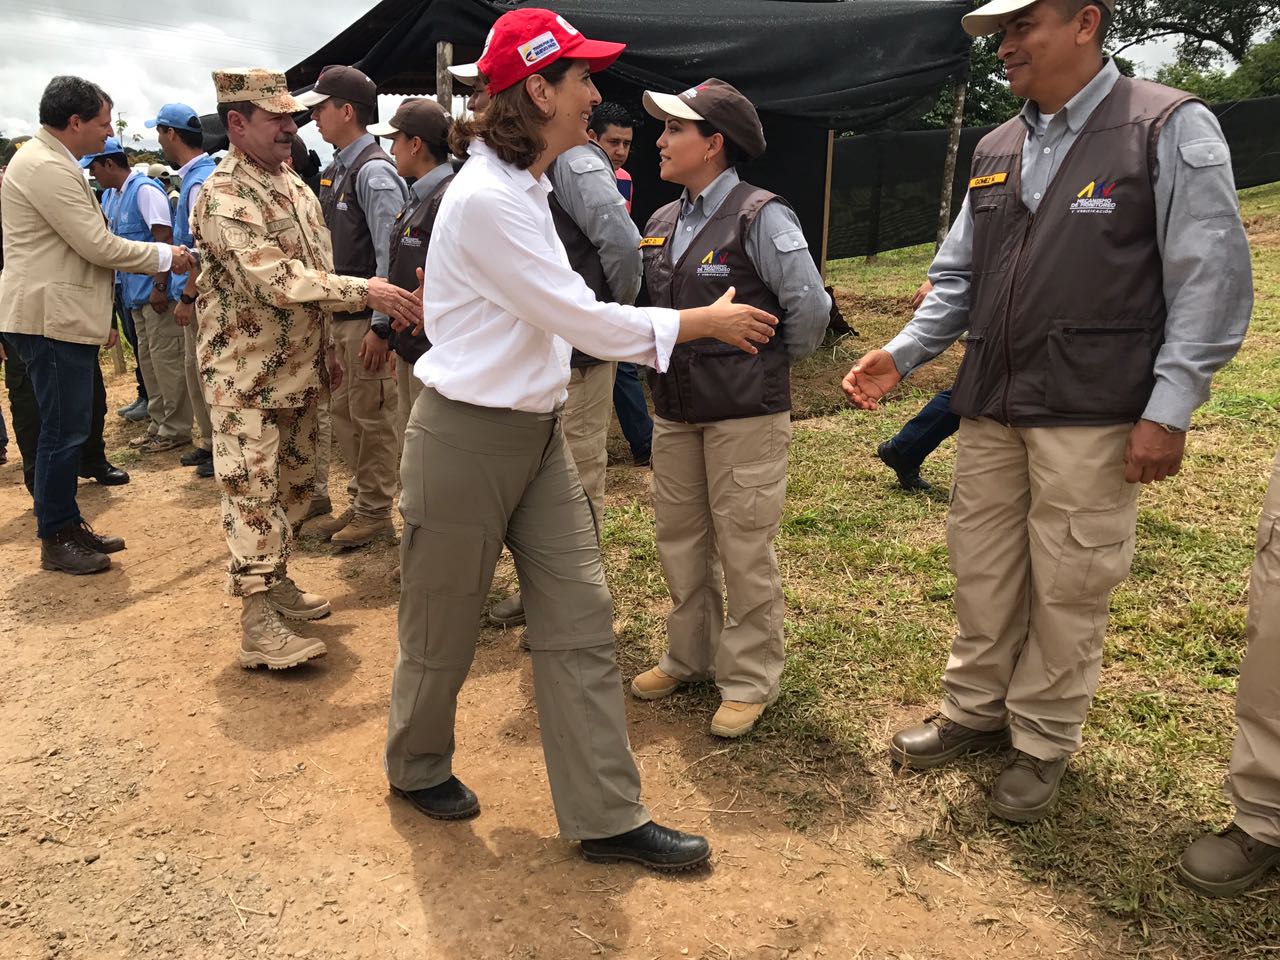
[179,293,197,305]
[371,323,392,340]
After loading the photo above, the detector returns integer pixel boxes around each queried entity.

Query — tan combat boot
[710,689,781,739]
[266,576,332,620]
[330,515,395,548]
[310,507,354,541]
[240,594,327,670]
[631,666,681,701]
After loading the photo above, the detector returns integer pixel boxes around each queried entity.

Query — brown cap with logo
[368,98,452,146]
[642,78,766,161]
[212,68,303,113]
[296,64,379,108]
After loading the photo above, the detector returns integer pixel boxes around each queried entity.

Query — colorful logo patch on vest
[697,249,731,278]
[1071,178,1119,214]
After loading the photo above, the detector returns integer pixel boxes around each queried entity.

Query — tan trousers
[941,418,1139,761]
[563,362,616,539]
[313,395,334,500]
[182,321,212,451]
[210,404,317,597]
[393,353,423,451]
[652,411,791,703]
[385,389,649,840]
[1226,447,1280,846]
[132,304,191,440]
[330,320,398,519]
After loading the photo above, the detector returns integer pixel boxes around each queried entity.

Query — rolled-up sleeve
[1145,103,1253,430]
[884,195,975,376]
[459,187,680,370]
[745,200,831,362]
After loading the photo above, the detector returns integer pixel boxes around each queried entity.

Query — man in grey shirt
[843,0,1251,824]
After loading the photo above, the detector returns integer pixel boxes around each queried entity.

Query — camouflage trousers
[211,404,318,597]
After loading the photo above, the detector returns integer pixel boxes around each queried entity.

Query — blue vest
[169,154,217,300]
[110,173,169,308]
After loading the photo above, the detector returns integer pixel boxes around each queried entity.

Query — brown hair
[449,58,575,170]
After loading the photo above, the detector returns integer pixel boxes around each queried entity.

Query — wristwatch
[1156,422,1185,434]
[371,323,392,341]
[179,293,196,305]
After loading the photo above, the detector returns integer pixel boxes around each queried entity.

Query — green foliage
[1154,33,1280,101]
[1111,0,1280,64]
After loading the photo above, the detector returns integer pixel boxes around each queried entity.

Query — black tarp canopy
[287,0,973,267]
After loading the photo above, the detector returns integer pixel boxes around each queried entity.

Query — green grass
[604,182,1280,956]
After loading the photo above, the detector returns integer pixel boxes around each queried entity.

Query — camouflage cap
[212,68,303,113]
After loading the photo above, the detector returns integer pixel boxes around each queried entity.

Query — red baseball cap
[476,8,625,95]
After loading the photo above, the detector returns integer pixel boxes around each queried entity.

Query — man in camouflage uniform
[193,68,422,669]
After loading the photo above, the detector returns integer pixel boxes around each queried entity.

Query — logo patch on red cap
[518,31,561,66]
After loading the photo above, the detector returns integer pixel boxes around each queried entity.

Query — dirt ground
[0,367,1132,960]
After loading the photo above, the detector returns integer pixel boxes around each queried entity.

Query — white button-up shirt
[415,140,680,413]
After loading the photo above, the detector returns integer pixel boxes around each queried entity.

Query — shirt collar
[176,152,211,179]
[681,168,739,220]
[1020,58,1121,135]
[410,163,452,203]
[470,139,551,196]
[336,132,376,170]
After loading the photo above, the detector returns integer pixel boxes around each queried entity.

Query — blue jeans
[6,334,97,539]
[887,388,961,474]
[613,362,653,463]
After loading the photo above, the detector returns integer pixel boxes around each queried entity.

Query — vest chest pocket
[970,196,1016,278]
[1044,322,1158,417]
[686,346,766,422]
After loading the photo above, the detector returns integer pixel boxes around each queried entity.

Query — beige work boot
[710,690,780,738]
[487,591,526,628]
[266,576,332,620]
[310,507,354,541]
[330,515,395,548]
[239,594,327,670]
[631,666,682,701]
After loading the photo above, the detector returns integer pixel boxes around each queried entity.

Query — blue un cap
[144,103,202,133]
[79,136,124,168]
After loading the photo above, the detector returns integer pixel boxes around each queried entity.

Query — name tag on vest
[320,179,333,187]
[969,173,1009,189]
[640,236,666,248]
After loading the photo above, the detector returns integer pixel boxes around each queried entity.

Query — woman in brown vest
[631,79,831,738]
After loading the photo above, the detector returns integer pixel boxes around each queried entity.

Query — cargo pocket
[1179,139,1236,221]
[1255,513,1280,586]
[723,456,789,530]
[1044,322,1157,416]
[210,406,266,497]
[1049,506,1137,601]
[401,522,486,597]
[687,345,766,420]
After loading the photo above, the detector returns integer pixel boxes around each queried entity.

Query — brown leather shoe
[310,507,354,541]
[630,666,681,701]
[70,520,125,554]
[889,713,1011,770]
[989,750,1067,823]
[40,526,111,575]
[1179,825,1280,897]
[330,515,394,548]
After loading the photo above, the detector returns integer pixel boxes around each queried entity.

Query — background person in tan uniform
[629,80,830,739]
[384,7,779,871]
[300,66,408,550]
[843,0,1253,822]
[1179,452,1280,896]
[193,68,422,670]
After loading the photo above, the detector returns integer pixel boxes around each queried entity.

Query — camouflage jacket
[192,146,368,409]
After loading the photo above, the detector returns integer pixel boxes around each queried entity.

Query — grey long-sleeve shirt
[670,168,831,363]
[331,132,408,327]
[550,143,643,305]
[886,59,1253,430]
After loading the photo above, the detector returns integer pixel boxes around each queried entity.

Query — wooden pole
[819,129,834,280]
[436,41,454,116]
[936,75,969,250]
[111,338,125,375]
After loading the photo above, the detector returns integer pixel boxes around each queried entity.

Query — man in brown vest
[299,66,408,548]
[843,0,1252,822]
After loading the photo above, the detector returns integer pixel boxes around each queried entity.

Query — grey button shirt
[671,168,831,362]
[331,132,409,326]
[550,143,643,305]
[886,59,1253,430]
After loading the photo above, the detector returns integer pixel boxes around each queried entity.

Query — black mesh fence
[827,95,1280,261]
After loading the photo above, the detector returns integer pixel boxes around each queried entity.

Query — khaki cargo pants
[211,404,317,597]
[940,417,1139,761]
[330,319,398,520]
[1226,447,1280,846]
[133,304,191,440]
[385,388,650,840]
[182,321,213,452]
[563,362,616,539]
[393,354,424,451]
[652,411,792,703]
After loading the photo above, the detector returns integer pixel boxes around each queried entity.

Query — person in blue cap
[82,137,193,456]
[147,103,218,478]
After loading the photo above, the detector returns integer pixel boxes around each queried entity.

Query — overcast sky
[0,1,1180,166]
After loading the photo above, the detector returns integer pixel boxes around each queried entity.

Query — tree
[1110,1,1280,65]
[1154,32,1280,101]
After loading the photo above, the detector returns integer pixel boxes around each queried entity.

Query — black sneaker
[580,821,711,872]
[877,441,932,492]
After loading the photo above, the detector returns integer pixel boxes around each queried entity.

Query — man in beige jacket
[0,75,194,575]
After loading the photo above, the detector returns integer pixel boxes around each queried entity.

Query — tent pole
[936,74,968,250]
[436,41,454,115]
[819,129,834,280]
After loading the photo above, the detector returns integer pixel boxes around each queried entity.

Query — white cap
[962,0,1115,37]
[447,62,479,87]
[641,90,702,122]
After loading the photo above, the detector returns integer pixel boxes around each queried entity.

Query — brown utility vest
[950,76,1197,427]
[643,181,790,424]
[386,172,454,364]
[319,139,397,321]
[549,141,614,371]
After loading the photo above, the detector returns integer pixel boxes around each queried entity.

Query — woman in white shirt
[382,8,778,873]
